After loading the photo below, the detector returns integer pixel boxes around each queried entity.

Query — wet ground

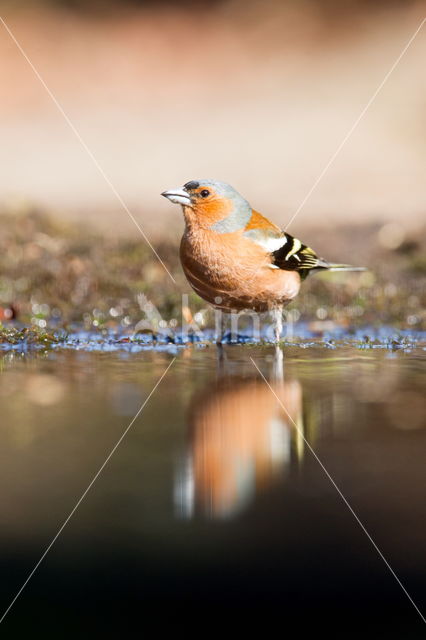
[0,329,425,636]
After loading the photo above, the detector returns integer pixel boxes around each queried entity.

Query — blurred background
[0,0,425,329]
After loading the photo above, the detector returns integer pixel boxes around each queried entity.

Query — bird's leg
[271,306,283,343]
[215,308,225,345]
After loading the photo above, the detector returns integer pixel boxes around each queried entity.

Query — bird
[162,179,364,342]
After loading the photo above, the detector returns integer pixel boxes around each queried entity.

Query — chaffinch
[162,179,364,342]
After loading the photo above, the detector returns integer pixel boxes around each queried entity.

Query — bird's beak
[161,187,191,206]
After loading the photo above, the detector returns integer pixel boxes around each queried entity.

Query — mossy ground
[0,207,424,336]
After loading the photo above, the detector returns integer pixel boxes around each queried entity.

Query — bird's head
[161,179,252,230]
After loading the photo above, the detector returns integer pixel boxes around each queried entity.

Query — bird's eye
[200,189,210,198]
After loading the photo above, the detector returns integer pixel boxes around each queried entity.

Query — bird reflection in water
[175,347,304,519]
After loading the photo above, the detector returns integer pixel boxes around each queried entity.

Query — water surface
[0,339,425,635]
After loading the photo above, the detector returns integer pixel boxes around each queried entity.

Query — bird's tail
[317,260,367,272]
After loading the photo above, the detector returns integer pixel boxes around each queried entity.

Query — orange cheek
[193,197,233,226]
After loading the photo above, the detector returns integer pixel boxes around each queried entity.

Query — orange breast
[180,229,301,312]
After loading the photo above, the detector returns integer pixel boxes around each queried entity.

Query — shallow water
[0,335,425,635]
